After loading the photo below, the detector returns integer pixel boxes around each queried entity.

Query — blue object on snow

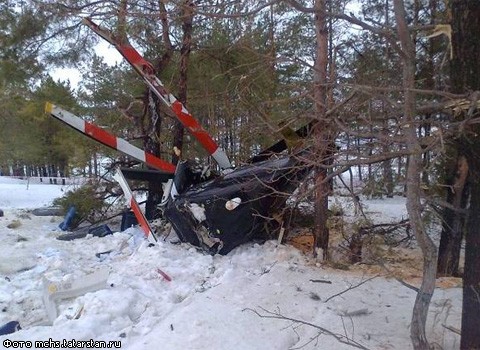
[0,321,21,335]
[121,211,138,231]
[59,206,77,231]
[88,224,113,238]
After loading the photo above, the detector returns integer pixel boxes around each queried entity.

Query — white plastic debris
[225,197,242,211]
[42,268,109,323]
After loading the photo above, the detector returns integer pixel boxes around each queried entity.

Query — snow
[0,178,65,210]
[0,177,462,350]
[187,203,206,222]
[363,197,409,222]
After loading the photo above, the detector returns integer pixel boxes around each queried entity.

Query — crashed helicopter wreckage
[45,18,313,255]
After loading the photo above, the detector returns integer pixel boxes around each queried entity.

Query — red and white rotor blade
[46,102,175,174]
[82,18,232,171]
[113,168,157,243]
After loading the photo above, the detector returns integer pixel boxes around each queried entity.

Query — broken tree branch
[244,307,371,350]
[310,279,332,284]
[442,324,461,335]
[377,261,420,293]
[324,275,379,303]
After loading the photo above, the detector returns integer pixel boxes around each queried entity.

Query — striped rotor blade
[113,169,157,243]
[82,18,155,77]
[83,18,232,171]
[45,102,176,174]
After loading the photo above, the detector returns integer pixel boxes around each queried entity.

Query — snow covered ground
[0,177,462,349]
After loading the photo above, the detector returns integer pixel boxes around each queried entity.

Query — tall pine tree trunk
[437,153,468,276]
[435,0,468,279]
[312,0,330,259]
[450,1,480,348]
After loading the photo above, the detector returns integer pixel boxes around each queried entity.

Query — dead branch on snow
[244,307,371,350]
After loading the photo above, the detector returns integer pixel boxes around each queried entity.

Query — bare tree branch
[324,275,379,303]
[243,307,371,350]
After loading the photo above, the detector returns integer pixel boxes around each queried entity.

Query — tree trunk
[421,115,432,185]
[437,154,468,276]
[144,1,175,218]
[435,0,469,277]
[144,90,165,220]
[172,0,194,165]
[382,153,394,198]
[312,0,330,259]
[450,0,480,348]
[461,158,480,350]
[382,2,394,199]
[393,1,438,349]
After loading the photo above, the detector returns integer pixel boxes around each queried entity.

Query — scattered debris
[87,224,112,237]
[17,212,31,220]
[65,304,84,320]
[57,224,113,241]
[58,206,76,231]
[31,207,63,216]
[0,321,21,336]
[56,231,89,241]
[42,268,110,323]
[338,308,371,317]
[120,211,138,231]
[310,279,333,284]
[225,197,241,211]
[95,250,113,259]
[7,220,21,229]
[157,268,172,282]
[187,203,206,222]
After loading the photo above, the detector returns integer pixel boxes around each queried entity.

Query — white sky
[49,41,123,89]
